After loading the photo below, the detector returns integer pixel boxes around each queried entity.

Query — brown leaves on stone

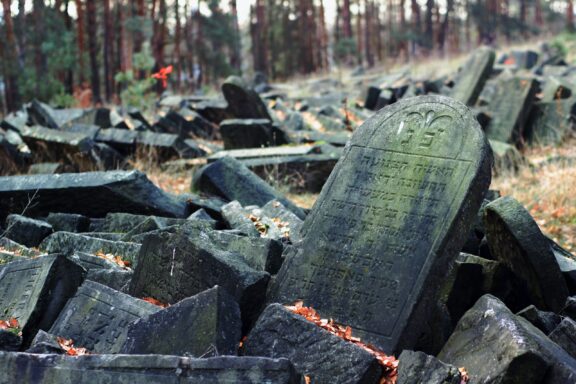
[248,214,269,236]
[141,297,169,308]
[0,318,21,336]
[95,250,131,269]
[284,301,399,384]
[56,337,89,356]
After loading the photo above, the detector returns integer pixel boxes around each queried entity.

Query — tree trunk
[356,0,363,65]
[86,0,101,102]
[75,0,86,83]
[1,0,20,111]
[342,0,352,38]
[229,0,242,73]
[103,0,114,101]
[568,0,574,32]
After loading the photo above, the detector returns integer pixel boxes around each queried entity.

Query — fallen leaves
[248,214,269,236]
[271,217,291,239]
[56,337,89,356]
[459,367,470,384]
[142,297,169,308]
[285,301,398,384]
[95,250,131,270]
[0,318,21,336]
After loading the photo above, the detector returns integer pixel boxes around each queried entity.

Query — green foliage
[551,33,576,59]
[114,43,157,110]
[50,92,76,108]
[15,7,77,103]
[334,38,358,65]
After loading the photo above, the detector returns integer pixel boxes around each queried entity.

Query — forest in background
[0,0,573,113]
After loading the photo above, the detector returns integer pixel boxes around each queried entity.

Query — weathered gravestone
[270,95,492,354]
[0,353,301,384]
[121,286,241,357]
[222,76,272,120]
[49,280,158,354]
[130,225,270,327]
[193,156,305,219]
[0,255,85,345]
[220,119,289,150]
[0,170,188,219]
[484,196,569,312]
[484,76,538,144]
[450,47,496,106]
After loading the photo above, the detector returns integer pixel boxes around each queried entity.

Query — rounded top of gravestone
[222,76,249,93]
[349,95,489,162]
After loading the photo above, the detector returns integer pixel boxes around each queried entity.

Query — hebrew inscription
[271,96,492,353]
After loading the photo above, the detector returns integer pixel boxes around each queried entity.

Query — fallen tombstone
[484,196,569,312]
[46,213,91,233]
[181,222,284,273]
[27,162,74,175]
[40,232,141,267]
[270,95,492,354]
[517,305,562,335]
[243,303,383,384]
[26,330,66,354]
[396,350,461,384]
[49,280,158,354]
[450,46,496,106]
[69,252,133,291]
[220,119,289,150]
[4,214,53,247]
[19,125,96,168]
[193,156,305,219]
[0,352,301,383]
[130,226,270,327]
[121,286,241,357]
[221,201,261,237]
[0,254,85,346]
[439,295,576,383]
[0,170,188,219]
[549,317,576,359]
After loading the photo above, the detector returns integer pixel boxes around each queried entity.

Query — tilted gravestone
[0,254,85,345]
[483,196,569,312]
[270,95,492,354]
[221,76,272,120]
[49,280,159,354]
[484,76,538,144]
[450,47,495,106]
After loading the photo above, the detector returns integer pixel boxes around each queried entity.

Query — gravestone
[243,303,383,384]
[0,170,188,219]
[0,255,85,345]
[220,119,289,150]
[270,95,492,354]
[193,156,305,219]
[49,280,158,354]
[121,286,241,357]
[221,76,272,120]
[450,47,495,106]
[0,353,301,384]
[484,196,569,312]
[484,76,538,144]
[130,227,270,327]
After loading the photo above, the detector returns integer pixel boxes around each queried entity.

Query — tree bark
[86,0,101,102]
[103,0,114,101]
[1,0,20,111]
[75,0,86,83]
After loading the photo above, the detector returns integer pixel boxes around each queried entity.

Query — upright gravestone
[270,95,492,354]
[221,76,272,121]
[450,47,495,106]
